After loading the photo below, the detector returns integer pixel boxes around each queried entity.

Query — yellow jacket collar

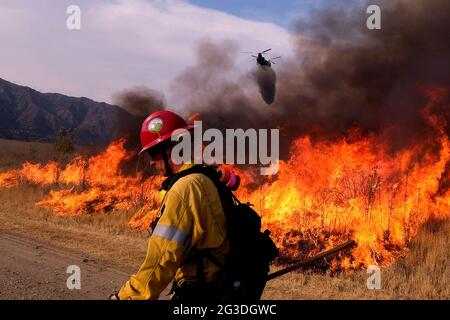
[177,163,197,173]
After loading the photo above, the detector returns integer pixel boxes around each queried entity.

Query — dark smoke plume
[253,66,276,105]
[113,86,166,117]
[170,39,270,130]
[171,0,450,158]
[113,86,166,150]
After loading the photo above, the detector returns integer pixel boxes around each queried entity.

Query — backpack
[161,165,279,301]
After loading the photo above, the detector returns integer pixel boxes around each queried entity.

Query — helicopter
[242,48,281,67]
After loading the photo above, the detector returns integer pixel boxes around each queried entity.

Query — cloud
[0,0,292,104]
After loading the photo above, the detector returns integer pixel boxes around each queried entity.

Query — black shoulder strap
[160,165,218,191]
[160,165,239,209]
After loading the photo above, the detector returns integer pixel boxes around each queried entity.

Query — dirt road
[0,232,170,300]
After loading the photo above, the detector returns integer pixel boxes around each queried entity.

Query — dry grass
[0,139,55,170]
[0,185,148,270]
[263,219,449,299]
[1,184,448,300]
[0,138,98,171]
[0,139,448,299]
[0,139,147,270]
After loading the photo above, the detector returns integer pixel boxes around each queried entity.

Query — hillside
[0,78,136,146]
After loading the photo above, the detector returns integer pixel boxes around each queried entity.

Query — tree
[53,128,75,183]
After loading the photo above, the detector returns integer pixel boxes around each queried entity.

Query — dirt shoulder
[0,187,172,300]
[0,187,147,300]
[0,231,130,300]
[0,231,175,300]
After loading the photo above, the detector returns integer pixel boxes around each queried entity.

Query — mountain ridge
[0,78,137,146]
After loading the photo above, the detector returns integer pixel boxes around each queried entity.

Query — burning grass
[263,218,449,299]
[0,139,165,217]
[0,182,447,299]
[0,87,449,272]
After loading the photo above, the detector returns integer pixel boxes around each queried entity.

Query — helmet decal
[139,111,191,155]
[148,118,163,133]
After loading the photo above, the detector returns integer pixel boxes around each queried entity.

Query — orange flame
[237,85,450,268]
[0,86,449,270]
[0,140,164,216]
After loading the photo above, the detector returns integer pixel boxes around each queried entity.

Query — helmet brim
[139,124,195,156]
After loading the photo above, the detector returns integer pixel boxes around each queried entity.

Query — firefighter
[110,110,229,300]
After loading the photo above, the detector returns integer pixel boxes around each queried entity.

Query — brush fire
[1,85,448,273]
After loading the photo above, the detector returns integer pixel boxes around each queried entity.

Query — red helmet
[139,110,194,155]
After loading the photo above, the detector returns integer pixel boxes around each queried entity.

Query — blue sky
[0,0,293,104]
[0,0,366,105]
[188,0,325,29]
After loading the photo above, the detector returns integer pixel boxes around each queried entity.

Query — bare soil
[0,231,131,300]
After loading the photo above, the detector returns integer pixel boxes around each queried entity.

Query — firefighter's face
[148,151,166,175]
[148,145,175,176]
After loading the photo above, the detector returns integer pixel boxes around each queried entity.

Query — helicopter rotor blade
[251,55,258,58]
[261,48,272,53]
[270,56,282,60]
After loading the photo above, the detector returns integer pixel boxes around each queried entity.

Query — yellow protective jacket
[118,165,229,300]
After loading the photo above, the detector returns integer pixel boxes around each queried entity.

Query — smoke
[281,0,450,150]
[170,39,271,130]
[253,66,276,105]
[170,0,450,158]
[113,86,166,117]
[112,86,166,150]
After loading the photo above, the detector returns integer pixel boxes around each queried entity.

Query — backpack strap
[161,165,238,213]
[160,165,217,191]
[161,165,235,284]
